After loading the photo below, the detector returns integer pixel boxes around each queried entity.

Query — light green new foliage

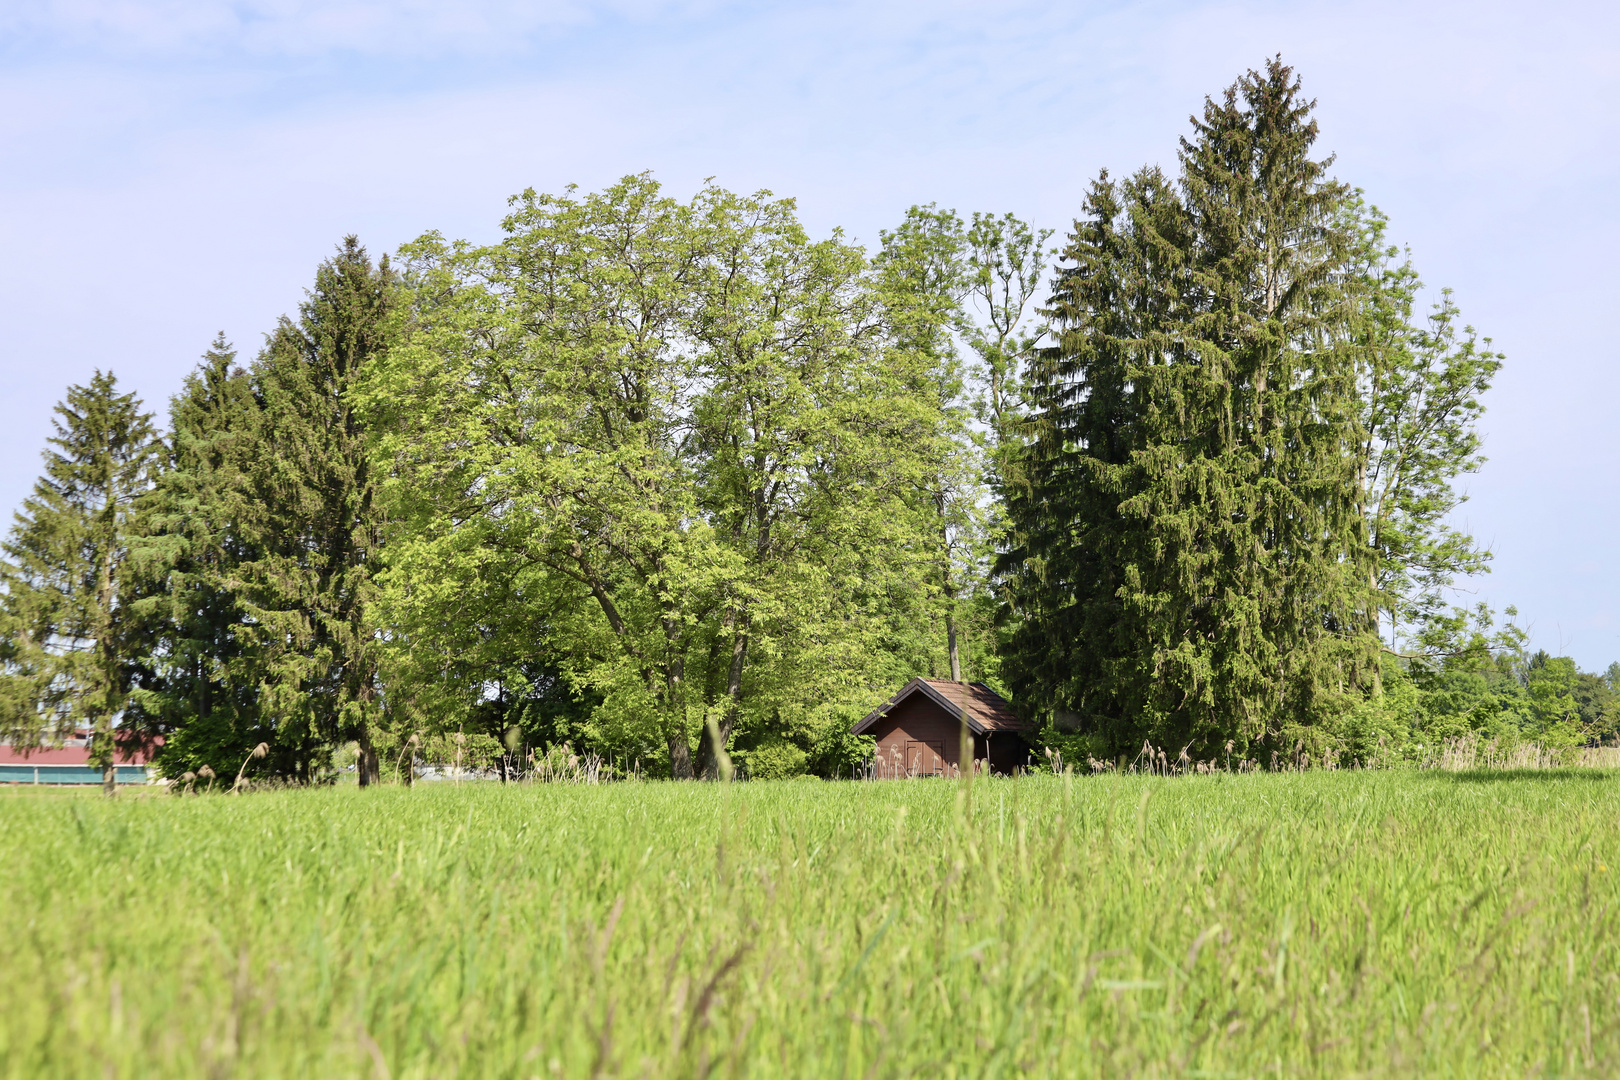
[1342,194,1505,666]
[1526,655,1585,748]
[874,205,982,684]
[364,175,952,777]
[3,773,1617,1078]
[871,206,1050,689]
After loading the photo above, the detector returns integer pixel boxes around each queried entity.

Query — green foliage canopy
[363,176,956,778]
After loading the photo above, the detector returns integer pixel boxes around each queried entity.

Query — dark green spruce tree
[999,166,1191,754]
[0,372,162,794]
[130,336,282,779]
[238,237,399,785]
[1001,59,1378,760]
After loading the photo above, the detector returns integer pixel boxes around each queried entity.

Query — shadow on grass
[1432,768,1619,784]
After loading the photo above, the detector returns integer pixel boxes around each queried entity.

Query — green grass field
[2,771,1617,1078]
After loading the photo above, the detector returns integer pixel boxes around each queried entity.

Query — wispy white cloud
[3,0,734,56]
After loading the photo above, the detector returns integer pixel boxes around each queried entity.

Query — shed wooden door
[905,741,945,776]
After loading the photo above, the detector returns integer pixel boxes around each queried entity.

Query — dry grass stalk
[232,743,269,793]
[396,734,420,787]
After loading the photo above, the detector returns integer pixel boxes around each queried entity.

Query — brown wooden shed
[853,678,1034,778]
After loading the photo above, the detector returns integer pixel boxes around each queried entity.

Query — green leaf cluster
[361,176,963,777]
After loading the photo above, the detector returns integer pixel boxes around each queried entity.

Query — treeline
[2,60,1615,787]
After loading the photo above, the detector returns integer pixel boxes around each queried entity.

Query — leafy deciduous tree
[366,176,952,778]
[1343,197,1507,669]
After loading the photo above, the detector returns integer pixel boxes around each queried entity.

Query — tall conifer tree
[240,237,398,785]
[1003,59,1378,757]
[131,337,276,777]
[0,372,161,794]
[999,166,1191,751]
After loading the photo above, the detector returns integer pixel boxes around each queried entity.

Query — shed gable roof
[852,678,1028,736]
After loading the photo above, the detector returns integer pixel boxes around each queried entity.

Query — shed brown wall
[868,694,964,777]
[987,733,1032,774]
[866,692,1032,777]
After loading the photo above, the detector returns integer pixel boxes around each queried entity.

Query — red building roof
[0,731,160,766]
[853,678,1029,736]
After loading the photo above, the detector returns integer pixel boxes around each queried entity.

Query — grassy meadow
[2,770,1618,1078]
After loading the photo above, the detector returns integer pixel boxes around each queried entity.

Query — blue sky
[3,0,1616,668]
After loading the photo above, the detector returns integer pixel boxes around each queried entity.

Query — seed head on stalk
[233,742,269,793]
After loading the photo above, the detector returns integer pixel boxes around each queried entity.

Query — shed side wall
[987,733,1033,774]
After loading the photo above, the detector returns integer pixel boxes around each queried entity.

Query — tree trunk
[700,625,749,781]
[1368,566,1383,696]
[669,733,695,780]
[938,495,962,684]
[356,728,381,787]
[662,652,695,779]
[959,710,974,784]
[96,529,118,800]
[199,654,211,719]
